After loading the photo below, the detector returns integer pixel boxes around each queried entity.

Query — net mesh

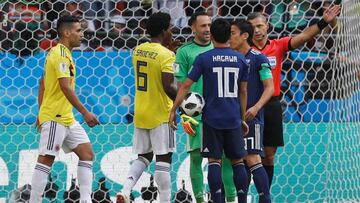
[327,0,360,202]
[0,0,359,202]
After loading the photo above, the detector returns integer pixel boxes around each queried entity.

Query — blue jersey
[245,49,271,125]
[188,48,248,129]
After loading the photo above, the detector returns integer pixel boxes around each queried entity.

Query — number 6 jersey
[132,42,175,129]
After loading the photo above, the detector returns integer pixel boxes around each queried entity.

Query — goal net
[0,0,359,202]
[327,0,360,202]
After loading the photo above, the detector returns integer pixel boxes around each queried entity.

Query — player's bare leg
[36,155,56,166]
[262,146,277,187]
[73,143,94,160]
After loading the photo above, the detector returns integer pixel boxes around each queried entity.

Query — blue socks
[208,162,222,203]
[250,163,271,203]
[263,165,274,188]
[232,162,248,203]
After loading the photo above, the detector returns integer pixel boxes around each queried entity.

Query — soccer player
[175,11,236,203]
[116,12,177,203]
[170,18,249,203]
[230,19,274,203]
[247,5,340,188]
[30,15,99,203]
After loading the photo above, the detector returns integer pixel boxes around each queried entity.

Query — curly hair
[146,12,171,38]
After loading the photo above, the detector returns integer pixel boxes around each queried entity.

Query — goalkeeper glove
[180,114,199,136]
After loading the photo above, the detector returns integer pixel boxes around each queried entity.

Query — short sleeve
[258,54,272,81]
[54,56,71,79]
[278,36,292,53]
[161,50,175,73]
[188,55,203,82]
[239,58,248,82]
[174,48,189,82]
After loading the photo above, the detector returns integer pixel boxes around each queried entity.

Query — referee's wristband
[317,19,329,30]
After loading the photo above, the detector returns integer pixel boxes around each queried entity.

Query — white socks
[77,160,93,203]
[122,156,150,196]
[29,163,51,203]
[30,160,93,203]
[154,162,171,203]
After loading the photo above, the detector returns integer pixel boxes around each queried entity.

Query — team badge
[173,63,180,73]
[59,63,68,73]
[55,144,60,152]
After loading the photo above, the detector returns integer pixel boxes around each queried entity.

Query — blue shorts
[244,122,264,157]
[201,122,247,159]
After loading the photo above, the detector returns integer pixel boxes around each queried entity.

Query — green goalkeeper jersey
[175,40,213,121]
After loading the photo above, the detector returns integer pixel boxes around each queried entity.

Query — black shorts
[201,122,247,159]
[263,96,284,147]
[245,122,264,157]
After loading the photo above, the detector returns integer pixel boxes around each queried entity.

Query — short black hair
[146,12,171,38]
[56,15,80,38]
[210,18,230,43]
[188,11,209,26]
[247,12,267,22]
[231,19,254,44]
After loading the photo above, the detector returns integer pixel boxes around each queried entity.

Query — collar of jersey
[245,48,253,56]
[253,39,271,51]
[192,39,212,47]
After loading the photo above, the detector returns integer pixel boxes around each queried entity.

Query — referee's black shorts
[263,96,284,147]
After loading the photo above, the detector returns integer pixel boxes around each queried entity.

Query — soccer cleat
[116,192,130,203]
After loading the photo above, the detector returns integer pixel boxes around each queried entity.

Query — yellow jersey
[39,43,76,126]
[132,42,175,129]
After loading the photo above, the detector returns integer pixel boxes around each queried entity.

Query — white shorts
[133,123,176,155]
[38,121,90,156]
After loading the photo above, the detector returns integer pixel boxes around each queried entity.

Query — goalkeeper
[175,12,237,203]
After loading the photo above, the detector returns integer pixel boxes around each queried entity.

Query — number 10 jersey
[188,47,248,129]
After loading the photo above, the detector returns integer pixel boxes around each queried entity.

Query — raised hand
[323,5,341,23]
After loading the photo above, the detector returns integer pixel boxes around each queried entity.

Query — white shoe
[116,192,130,203]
